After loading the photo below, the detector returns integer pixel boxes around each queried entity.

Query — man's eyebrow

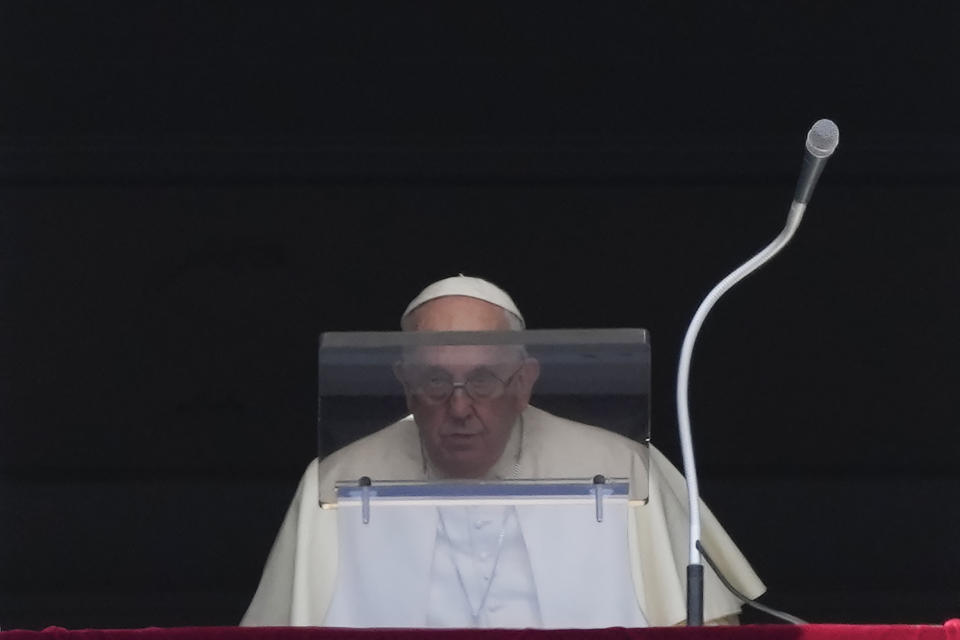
[405,364,445,373]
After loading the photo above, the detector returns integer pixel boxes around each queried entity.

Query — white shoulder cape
[241,406,764,627]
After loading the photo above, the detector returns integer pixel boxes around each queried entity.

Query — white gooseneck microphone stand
[677,119,840,625]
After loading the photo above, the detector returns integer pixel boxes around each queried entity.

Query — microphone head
[806,119,840,158]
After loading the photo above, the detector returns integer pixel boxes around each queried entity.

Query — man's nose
[447,387,474,418]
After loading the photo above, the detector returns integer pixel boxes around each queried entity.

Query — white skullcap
[401,275,525,328]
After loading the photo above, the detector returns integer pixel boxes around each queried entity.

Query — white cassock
[241,406,765,628]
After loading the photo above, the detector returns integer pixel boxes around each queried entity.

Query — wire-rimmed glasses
[401,363,524,405]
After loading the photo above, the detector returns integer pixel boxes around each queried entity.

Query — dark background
[1,1,958,630]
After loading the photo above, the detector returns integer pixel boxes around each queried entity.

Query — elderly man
[242,276,764,628]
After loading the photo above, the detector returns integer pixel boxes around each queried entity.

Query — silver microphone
[794,119,840,205]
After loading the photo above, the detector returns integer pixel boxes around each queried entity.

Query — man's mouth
[441,432,482,449]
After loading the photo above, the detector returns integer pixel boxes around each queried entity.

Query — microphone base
[686,563,704,626]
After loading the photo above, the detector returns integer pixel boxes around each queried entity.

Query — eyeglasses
[403,364,524,405]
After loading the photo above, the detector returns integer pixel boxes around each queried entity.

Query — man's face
[398,296,538,478]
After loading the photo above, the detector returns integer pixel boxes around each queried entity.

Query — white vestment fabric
[325,498,645,628]
[241,406,765,628]
[425,506,541,628]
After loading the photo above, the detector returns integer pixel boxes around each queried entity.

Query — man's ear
[513,357,541,409]
[392,361,406,387]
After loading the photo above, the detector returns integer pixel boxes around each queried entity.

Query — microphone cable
[697,540,808,625]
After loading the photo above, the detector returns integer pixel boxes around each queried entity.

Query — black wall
[2,2,958,630]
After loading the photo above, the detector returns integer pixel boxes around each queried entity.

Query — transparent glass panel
[317,328,650,501]
[326,482,643,628]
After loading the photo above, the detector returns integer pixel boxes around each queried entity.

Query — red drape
[2,623,959,640]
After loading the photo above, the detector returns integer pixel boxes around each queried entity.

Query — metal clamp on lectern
[358,476,374,524]
[592,475,616,523]
[334,476,631,525]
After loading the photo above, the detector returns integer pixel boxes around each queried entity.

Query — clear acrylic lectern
[316,328,652,628]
